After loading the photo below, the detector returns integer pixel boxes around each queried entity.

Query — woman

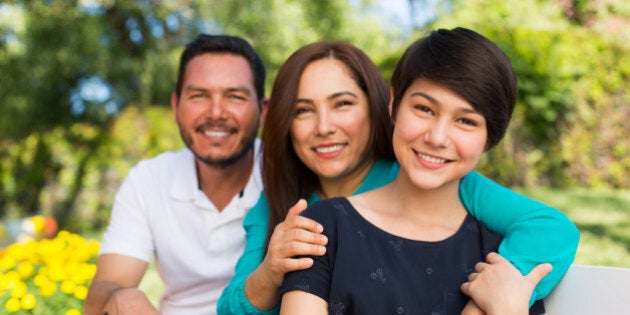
[218,40,578,314]
[280,27,552,314]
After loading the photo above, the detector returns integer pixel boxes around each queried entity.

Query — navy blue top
[280,197,543,314]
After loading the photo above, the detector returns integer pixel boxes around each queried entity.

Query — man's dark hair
[174,34,266,103]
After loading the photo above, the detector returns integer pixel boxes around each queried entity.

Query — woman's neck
[317,158,375,199]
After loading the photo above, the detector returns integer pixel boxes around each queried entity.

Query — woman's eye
[294,107,312,116]
[336,100,353,107]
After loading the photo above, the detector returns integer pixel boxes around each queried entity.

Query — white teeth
[418,153,446,164]
[315,144,344,153]
[204,130,230,137]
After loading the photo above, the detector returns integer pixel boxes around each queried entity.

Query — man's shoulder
[127,148,193,181]
[135,148,192,168]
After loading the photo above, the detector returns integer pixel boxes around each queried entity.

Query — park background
[0,0,629,313]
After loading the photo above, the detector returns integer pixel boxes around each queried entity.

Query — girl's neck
[317,158,375,199]
[350,175,467,242]
[388,173,463,215]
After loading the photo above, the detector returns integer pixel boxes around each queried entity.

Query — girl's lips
[416,152,447,164]
[414,150,452,169]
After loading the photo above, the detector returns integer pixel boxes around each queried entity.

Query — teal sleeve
[217,193,279,315]
[459,171,580,305]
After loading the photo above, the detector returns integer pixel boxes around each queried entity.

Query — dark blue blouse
[280,197,544,315]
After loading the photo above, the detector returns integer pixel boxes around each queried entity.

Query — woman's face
[290,58,372,182]
[392,78,487,191]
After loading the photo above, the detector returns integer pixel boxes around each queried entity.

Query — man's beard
[180,123,258,169]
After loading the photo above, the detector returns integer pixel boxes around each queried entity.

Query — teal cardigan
[217,160,579,314]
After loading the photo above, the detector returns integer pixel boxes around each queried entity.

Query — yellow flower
[61,280,76,294]
[20,293,37,310]
[17,261,35,278]
[73,285,88,300]
[65,308,82,315]
[0,255,16,271]
[5,297,21,313]
[10,281,27,298]
[38,281,57,297]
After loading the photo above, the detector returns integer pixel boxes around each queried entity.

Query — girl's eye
[414,104,433,114]
[458,117,479,127]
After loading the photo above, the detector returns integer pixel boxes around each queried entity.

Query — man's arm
[84,253,157,315]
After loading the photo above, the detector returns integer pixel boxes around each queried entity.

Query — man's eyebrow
[225,86,253,96]
[182,85,253,96]
[182,85,208,93]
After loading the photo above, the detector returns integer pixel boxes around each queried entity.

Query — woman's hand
[260,199,328,287]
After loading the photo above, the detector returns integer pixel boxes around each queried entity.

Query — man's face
[171,53,261,167]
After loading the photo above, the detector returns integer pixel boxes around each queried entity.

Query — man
[84,34,267,315]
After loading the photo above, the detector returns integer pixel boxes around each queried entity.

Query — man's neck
[196,149,254,211]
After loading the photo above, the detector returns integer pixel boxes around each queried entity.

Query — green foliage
[1,0,629,232]
[425,0,630,187]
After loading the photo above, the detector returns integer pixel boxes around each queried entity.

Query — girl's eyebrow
[409,91,481,114]
[409,91,439,105]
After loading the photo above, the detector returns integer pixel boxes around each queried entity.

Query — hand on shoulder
[461,252,551,315]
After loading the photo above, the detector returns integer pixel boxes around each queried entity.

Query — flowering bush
[0,231,99,314]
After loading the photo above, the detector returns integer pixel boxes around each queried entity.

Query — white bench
[544,264,630,314]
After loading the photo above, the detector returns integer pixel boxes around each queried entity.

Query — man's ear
[170,93,179,123]
[259,97,269,127]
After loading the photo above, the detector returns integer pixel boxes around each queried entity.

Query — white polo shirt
[99,139,263,315]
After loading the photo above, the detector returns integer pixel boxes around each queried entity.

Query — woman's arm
[217,197,326,315]
[217,194,276,315]
[458,171,580,304]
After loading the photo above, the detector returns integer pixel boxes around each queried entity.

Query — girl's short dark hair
[391,27,518,150]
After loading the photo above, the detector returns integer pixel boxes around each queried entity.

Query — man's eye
[229,94,247,101]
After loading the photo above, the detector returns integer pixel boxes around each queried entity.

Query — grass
[515,187,630,267]
[140,187,630,303]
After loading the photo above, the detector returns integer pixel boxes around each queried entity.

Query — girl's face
[290,58,372,182]
[392,78,487,191]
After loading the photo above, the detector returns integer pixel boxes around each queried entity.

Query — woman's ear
[388,87,395,120]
